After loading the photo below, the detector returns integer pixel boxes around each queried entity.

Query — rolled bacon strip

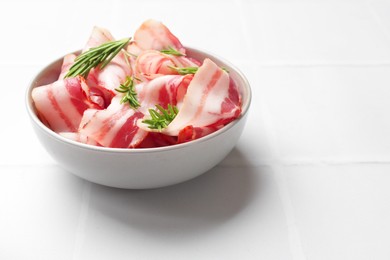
[134,51,175,81]
[32,76,100,133]
[134,50,200,81]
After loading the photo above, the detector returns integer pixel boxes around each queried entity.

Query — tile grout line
[259,103,307,260]
[254,61,390,68]
[72,181,92,260]
[273,165,307,260]
[231,60,390,68]
[217,158,390,169]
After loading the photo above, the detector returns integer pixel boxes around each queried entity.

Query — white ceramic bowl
[26,47,251,189]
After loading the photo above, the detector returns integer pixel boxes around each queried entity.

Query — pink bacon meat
[79,96,147,148]
[177,125,222,144]
[83,27,132,107]
[58,54,76,80]
[127,19,185,56]
[32,76,100,132]
[134,50,200,81]
[32,21,243,148]
[132,74,192,148]
[136,74,193,113]
[155,58,241,137]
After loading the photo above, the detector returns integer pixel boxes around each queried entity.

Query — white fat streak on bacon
[134,51,175,81]
[127,19,185,56]
[170,55,201,67]
[79,96,147,148]
[135,74,192,115]
[32,77,97,133]
[58,53,76,80]
[79,109,99,129]
[156,58,240,136]
[83,27,132,92]
[59,132,100,146]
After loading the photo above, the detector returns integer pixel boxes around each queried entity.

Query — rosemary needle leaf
[115,76,140,109]
[160,46,185,56]
[142,104,178,131]
[169,65,229,75]
[168,66,198,75]
[222,67,230,73]
[65,37,130,78]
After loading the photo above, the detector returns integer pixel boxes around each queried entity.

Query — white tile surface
[245,0,390,64]
[2,0,390,259]
[0,64,53,165]
[254,66,390,162]
[369,0,390,37]
[0,166,86,259]
[77,166,292,260]
[284,164,390,260]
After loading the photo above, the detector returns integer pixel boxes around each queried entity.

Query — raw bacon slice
[134,51,175,81]
[79,108,99,129]
[177,125,222,144]
[59,132,100,146]
[79,96,147,148]
[156,58,241,136]
[82,27,132,107]
[32,76,100,132]
[170,55,201,68]
[58,53,76,80]
[83,26,114,52]
[137,132,177,148]
[135,74,193,113]
[134,50,200,81]
[127,19,185,56]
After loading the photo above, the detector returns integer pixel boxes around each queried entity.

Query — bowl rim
[25,46,252,154]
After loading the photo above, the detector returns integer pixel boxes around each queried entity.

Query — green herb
[142,104,178,131]
[123,49,138,58]
[160,46,185,56]
[169,66,229,75]
[115,76,140,109]
[168,66,199,75]
[221,67,229,73]
[65,38,131,78]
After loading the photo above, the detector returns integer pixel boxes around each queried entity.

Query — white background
[1,0,390,259]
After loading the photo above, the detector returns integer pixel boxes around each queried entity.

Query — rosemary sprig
[65,37,131,78]
[160,46,185,56]
[168,66,199,75]
[169,65,229,75]
[142,104,178,131]
[115,76,140,109]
